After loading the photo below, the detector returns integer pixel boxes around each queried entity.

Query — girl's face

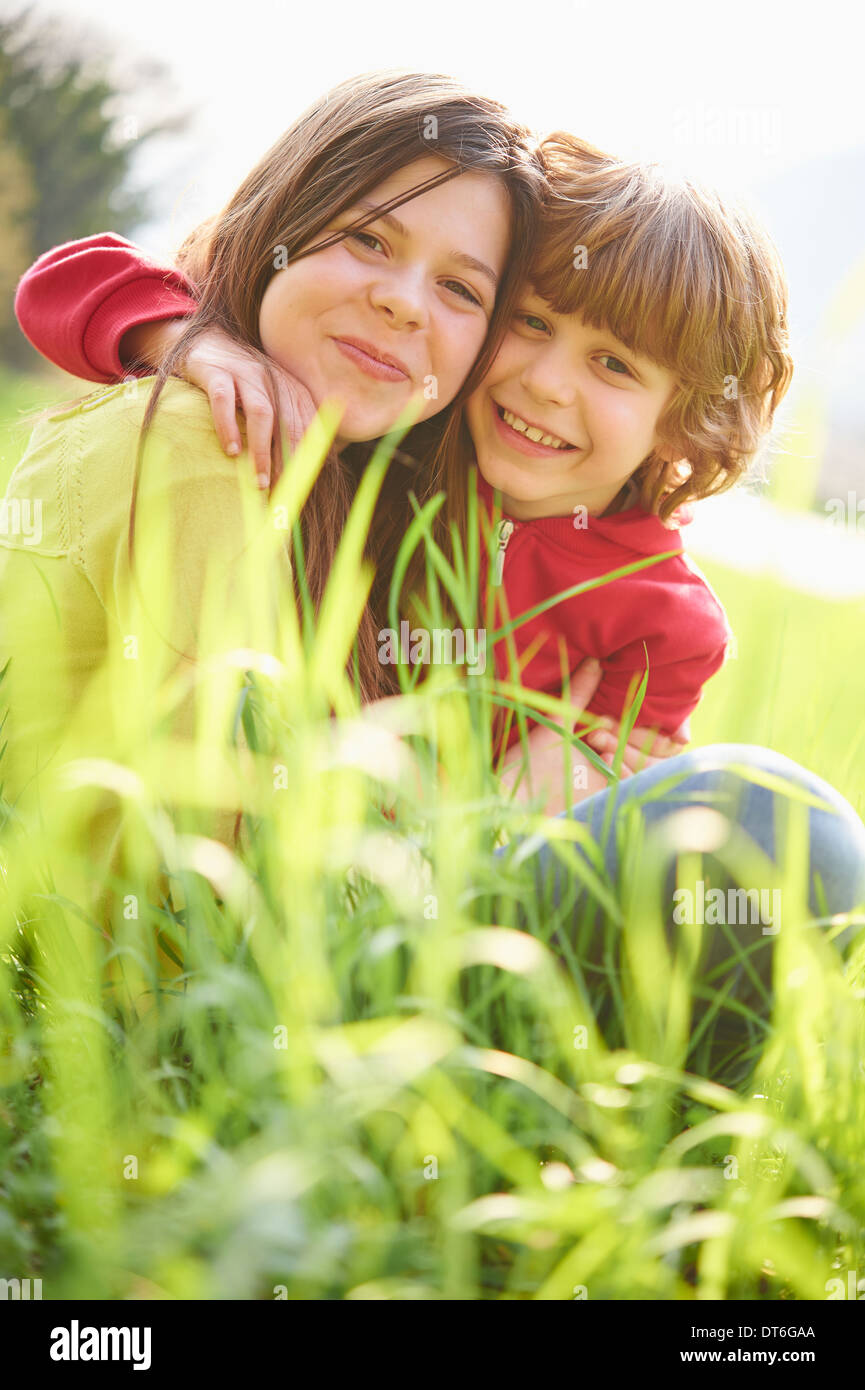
[259,156,511,448]
[466,290,679,519]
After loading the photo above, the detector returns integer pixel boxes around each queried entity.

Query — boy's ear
[650,444,693,488]
[662,457,693,489]
[654,440,685,466]
[638,448,691,491]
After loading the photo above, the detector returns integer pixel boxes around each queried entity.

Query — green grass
[0,367,863,1302]
[691,562,865,820]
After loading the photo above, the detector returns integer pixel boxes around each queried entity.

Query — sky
[25,0,865,258]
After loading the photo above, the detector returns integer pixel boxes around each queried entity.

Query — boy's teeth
[501,407,569,449]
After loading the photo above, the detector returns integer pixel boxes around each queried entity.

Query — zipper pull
[492,519,515,586]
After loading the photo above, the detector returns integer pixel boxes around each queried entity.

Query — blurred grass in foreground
[0,368,863,1301]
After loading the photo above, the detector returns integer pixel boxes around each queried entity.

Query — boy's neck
[499,476,639,521]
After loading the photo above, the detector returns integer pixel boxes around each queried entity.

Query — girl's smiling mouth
[332,336,411,382]
[491,400,579,455]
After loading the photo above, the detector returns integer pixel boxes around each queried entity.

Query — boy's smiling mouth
[492,400,579,455]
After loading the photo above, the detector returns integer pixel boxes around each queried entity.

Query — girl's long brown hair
[131,70,545,702]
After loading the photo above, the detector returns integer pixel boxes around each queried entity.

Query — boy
[462,134,793,752]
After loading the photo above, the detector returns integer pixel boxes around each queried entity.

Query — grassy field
[1,366,863,1302]
[691,563,865,820]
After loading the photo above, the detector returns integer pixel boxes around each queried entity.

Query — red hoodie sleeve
[14,233,198,383]
[588,608,733,738]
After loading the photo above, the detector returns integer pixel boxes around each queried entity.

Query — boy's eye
[598,353,632,377]
[349,230,385,253]
[517,312,549,333]
[443,280,482,307]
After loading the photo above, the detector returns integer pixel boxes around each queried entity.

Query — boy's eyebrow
[354,200,499,288]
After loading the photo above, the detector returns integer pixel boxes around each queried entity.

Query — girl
[1,69,548,820]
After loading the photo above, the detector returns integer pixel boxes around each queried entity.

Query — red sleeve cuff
[82,277,197,381]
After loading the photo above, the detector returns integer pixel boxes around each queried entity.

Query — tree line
[0,7,188,366]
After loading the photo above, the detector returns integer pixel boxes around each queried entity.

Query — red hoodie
[477,473,732,741]
[15,234,733,737]
[14,233,196,382]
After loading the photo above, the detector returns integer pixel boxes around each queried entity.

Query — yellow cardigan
[0,375,288,873]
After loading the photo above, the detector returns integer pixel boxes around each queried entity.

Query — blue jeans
[564,743,865,913]
[511,744,865,1068]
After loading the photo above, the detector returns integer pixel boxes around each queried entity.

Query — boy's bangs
[533,240,669,366]
[528,165,760,391]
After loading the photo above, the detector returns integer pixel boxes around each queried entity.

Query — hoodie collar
[477,469,692,558]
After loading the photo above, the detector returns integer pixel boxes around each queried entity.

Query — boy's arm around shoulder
[14,232,196,383]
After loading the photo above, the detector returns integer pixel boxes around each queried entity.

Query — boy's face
[466,290,680,519]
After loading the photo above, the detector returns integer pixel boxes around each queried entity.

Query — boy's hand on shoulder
[123,321,318,491]
[179,329,318,490]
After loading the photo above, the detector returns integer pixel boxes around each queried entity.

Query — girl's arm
[500,658,689,816]
[14,233,315,487]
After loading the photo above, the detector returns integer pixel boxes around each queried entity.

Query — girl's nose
[369,269,429,331]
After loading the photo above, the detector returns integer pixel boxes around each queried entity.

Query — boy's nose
[522,354,579,408]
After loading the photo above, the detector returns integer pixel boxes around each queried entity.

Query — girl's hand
[499,659,691,816]
[500,657,609,815]
[120,319,317,489]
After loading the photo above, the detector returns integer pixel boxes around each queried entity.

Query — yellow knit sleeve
[0,379,290,853]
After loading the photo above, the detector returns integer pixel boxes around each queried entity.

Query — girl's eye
[443,280,482,307]
[350,231,385,253]
[598,354,632,377]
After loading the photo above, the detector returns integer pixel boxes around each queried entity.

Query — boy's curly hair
[532,133,794,523]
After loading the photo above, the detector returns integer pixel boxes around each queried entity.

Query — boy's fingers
[203,373,242,457]
[567,658,604,717]
[276,382,316,452]
[624,726,687,758]
[236,384,276,487]
[601,750,632,777]
[583,729,613,751]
